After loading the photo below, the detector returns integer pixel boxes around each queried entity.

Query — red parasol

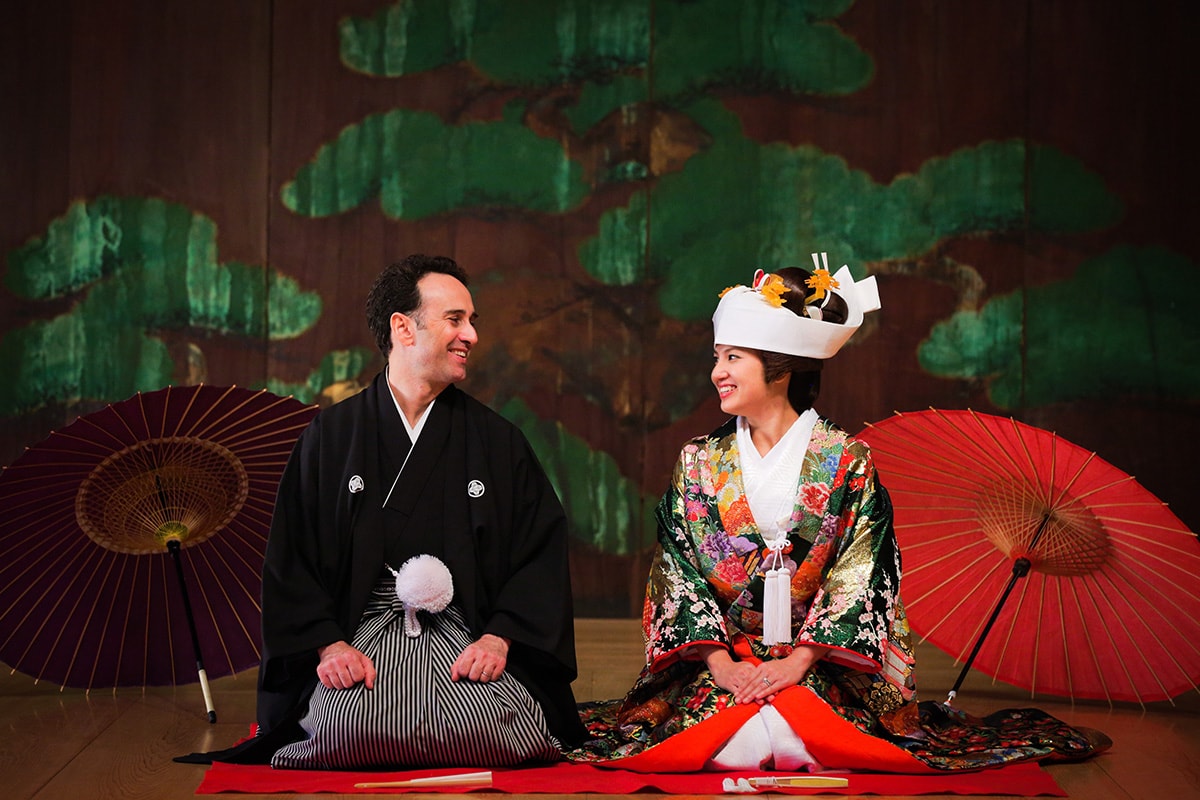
[0,384,316,720]
[859,408,1200,706]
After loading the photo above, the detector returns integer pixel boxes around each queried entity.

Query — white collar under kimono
[736,407,820,541]
[394,397,434,443]
[736,407,819,646]
[385,365,436,443]
[382,378,435,506]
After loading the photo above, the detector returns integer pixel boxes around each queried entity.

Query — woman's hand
[316,640,377,690]
[733,644,829,705]
[697,644,766,701]
[451,633,510,683]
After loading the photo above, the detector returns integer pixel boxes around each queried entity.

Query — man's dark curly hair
[365,254,469,357]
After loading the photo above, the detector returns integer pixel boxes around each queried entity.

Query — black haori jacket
[249,371,586,756]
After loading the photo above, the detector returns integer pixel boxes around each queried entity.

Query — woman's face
[712,344,785,418]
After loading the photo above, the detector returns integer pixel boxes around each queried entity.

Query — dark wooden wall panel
[1,0,273,400]
[2,1,1196,617]
[1,5,73,447]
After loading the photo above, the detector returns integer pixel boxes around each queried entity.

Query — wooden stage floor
[2,618,1196,799]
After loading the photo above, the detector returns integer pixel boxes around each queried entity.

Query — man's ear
[391,311,416,348]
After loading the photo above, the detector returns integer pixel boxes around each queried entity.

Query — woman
[566,256,1108,773]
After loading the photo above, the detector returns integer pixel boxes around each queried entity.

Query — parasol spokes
[975,480,1111,576]
[945,512,1053,706]
[0,385,315,699]
[862,408,1200,705]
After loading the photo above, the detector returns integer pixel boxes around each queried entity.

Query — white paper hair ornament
[389,554,454,637]
[712,253,881,360]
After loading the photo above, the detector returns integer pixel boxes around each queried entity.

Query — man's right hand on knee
[316,640,377,690]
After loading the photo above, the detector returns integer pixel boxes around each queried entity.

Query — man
[222,255,585,767]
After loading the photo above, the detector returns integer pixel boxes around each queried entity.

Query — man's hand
[450,633,510,683]
[316,640,377,690]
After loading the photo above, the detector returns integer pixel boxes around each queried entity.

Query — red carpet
[195,760,1065,795]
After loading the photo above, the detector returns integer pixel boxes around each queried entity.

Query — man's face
[403,272,478,387]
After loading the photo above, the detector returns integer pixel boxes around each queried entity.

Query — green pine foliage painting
[919,246,1200,408]
[267,0,1196,554]
[338,0,870,98]
[267,347,380,406]
[281,110,589,219]
[499,396,658,554]
[580,103,1123,321]
[6,0,1195,561]
[2,196,323,416]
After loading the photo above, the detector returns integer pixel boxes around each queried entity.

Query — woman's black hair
[757,266,848,414]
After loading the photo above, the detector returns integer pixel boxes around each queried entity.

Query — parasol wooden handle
[167,537,217,723]
[157,474,217,723]
[946,513,1051,705]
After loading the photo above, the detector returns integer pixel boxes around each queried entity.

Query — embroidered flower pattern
[800,482,832,515]
[684,497,708,521]
[648,421,905,658]
[588,419,926,767]
[711,557,749,595]
[698,531,733,561]
[722,495,755,537]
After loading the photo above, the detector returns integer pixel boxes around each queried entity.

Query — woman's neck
[743,403,801,457]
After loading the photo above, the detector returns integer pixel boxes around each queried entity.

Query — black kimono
[251,371,586,759]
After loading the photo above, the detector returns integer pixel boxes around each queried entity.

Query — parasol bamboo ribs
[945,513,1051,706]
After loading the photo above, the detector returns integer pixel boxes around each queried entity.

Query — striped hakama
[271,577,561,769]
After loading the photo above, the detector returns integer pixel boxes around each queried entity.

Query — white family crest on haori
[467,479,485,497]
[389,554,454,637]
[348,475,365,493]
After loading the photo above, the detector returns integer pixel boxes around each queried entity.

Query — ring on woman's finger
[761,677,772,686]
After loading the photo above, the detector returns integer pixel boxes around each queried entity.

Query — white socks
[705,704,823,772]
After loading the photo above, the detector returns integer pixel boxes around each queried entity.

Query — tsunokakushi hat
[712,253,881,359]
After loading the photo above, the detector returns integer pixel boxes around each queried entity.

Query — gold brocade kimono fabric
[645,417,916,700]
[620,419,918,746]
[567,420,1109,770]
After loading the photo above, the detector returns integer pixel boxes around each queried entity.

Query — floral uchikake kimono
[566,418,1104,773]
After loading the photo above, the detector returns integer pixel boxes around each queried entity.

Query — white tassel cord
[761,541,792,646]
[389,555,455,637]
